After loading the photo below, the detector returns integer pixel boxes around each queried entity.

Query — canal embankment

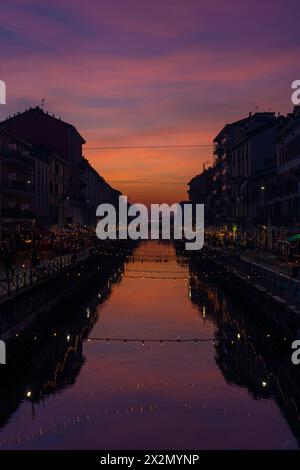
[0,240,136,347]
[182,244,300,343]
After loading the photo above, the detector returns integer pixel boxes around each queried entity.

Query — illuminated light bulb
[26,391,32,398]
[237,333,241,339]
[67,334,70,342]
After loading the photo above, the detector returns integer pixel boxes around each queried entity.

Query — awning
[287,234,300,242]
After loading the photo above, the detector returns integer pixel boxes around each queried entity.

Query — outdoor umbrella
[287,234,300,242]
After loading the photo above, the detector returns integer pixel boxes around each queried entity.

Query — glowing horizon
[1,0,298,204]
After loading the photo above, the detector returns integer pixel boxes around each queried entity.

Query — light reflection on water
[0,241,298,450]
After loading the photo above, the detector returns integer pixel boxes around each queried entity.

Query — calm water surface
[0,241,298,449]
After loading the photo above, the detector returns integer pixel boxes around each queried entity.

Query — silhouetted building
[188,167,214,224]
[275,106,300,231]
[212,116,250,224]
[0,106,121,226]
[1,106,86,223]
[189,112,287,234]
[0,129,34,235]
[214,112,281,228]
[82,157,121,225]
[231,112,282,227]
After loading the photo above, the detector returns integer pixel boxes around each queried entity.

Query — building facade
[0,106,121,228]
[188,167,214,225]
[1,106,86,224]
[189,112,285,240]
[275,106,300,232]
[0,129,34,237]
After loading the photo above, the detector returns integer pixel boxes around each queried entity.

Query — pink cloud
[1,0,298,203]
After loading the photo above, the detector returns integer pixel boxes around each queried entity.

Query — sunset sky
[1,0,299,204]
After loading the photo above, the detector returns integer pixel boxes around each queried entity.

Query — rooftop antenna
[41,98,45,110]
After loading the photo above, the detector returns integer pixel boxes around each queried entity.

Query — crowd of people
[0,224,96,281]
[205,227,300,279]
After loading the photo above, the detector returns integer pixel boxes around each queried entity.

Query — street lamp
[260,186,266,220]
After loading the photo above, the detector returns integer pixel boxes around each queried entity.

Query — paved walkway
[240,250,294,277]
[205,245,300,307]
[217,245,298,278]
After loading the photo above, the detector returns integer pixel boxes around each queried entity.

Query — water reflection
[0,262,124,432]
[0,241,299,449]
[189,261,300,447]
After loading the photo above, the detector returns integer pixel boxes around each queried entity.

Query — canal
[0,241,299,449]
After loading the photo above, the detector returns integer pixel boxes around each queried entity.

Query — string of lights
[125,269,187,274]
[125,257,184,263]
[0,399,283,449]
[86,337,215,343]
[124,275,187,280]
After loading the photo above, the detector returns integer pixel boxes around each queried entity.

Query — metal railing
[2,180,33,192]
[1,149,33,167]
[236,255,300,301]
[205,246,300,303]
[0,247,94,298]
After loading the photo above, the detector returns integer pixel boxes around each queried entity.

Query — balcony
[1,148,33,168]
[213,144,224,157]
[222,184,232,193]
[213,171,221,181]
[2,180,34,193]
